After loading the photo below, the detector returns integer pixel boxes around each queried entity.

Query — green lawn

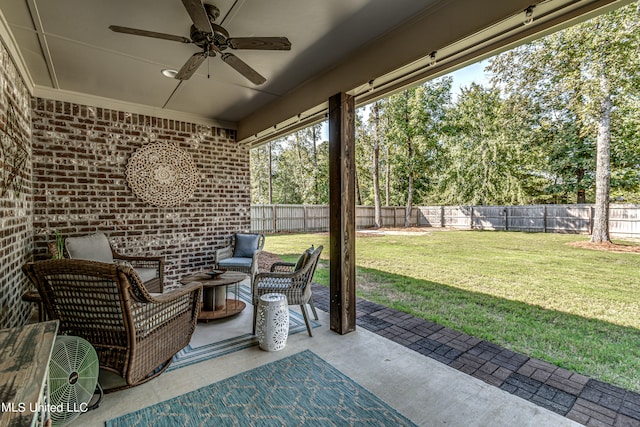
[264,230,640,392]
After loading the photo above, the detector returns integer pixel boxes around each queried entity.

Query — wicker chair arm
[270,262,295,272]
[257,234,266,251]
[114,253,163,262]
[214,246,233,263]
[113,252,165,293]
[130,284,202,342]
[113,252,164,269]
[254,268,308,282]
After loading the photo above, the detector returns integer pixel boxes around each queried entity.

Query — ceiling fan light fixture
[161,69,179,78]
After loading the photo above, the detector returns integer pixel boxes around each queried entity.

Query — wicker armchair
[252,246,323,337]
[22,259,202,392]
[49,232,165,293]
[214,233,265,280]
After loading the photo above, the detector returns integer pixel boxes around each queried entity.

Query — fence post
[470,206,474,230]
[543,205,547,233]
[440,206,445,228]
[303,205,307,233]
[589,205,594,235]
[504,207,509,231]
[273,205,277,233]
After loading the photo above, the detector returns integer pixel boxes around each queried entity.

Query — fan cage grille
[48,336,99,425]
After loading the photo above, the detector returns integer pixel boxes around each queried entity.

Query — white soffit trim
[241,0,632,147]
[0,7,34,94]
[33,86,237,130]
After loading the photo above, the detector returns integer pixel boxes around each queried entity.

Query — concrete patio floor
[79,290,580,427]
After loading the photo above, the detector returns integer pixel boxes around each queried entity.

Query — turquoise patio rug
[107,350,417,427]
[167,284,320,372]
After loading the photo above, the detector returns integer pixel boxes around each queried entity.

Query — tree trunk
[405,138,413,227]
[591,71,611,243]
[405,172,414,227]
[268,141,273,204]
[404,91,413,227]
[312,126,319,204]
[576,168,586,203]
[355,170,362,206]
[372,102,382,227]
[385,146,391,206]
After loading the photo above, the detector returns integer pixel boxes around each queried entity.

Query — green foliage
[251,4,640,207]
[487,3,640,204]
[250,145,272,204]
[251,124,326,204]
[382,79,452,209]
[437,84,541,205]
[53,230,64,259]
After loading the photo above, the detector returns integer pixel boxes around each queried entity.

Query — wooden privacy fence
[251,204,640,238]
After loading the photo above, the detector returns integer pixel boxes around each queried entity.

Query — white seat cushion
[135,267,158,283]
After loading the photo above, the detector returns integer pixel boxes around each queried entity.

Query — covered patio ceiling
[0,0,631,145]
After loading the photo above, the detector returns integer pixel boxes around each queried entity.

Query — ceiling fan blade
[109,25,191,43]
[175,52,207,80]
[221,53,266,85]
[227,37,292,51]
[181,0,213,33]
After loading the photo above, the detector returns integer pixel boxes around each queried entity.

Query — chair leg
[300,305,313,337]
[309,299,318,320]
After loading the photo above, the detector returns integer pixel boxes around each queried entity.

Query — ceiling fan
[109,0,291,85]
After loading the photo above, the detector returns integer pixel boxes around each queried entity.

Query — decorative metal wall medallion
[126,142,199,207]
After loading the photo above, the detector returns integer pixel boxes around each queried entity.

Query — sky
[318,59,491,140]
[448,60,491,97]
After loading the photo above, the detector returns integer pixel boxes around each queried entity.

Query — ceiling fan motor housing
[190,25,228,51]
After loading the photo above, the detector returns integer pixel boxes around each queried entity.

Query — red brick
[28,98,249,290]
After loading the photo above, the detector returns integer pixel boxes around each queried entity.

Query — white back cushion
[65,232,114,263]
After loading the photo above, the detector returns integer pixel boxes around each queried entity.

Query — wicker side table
[256,293,289,351]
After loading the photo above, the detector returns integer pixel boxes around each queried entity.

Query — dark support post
[328,92,356,335]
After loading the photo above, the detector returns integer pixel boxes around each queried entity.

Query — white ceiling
[0,0,437,123]
[0,0,629,142]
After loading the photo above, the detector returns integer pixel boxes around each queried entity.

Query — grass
[264,230,640,392]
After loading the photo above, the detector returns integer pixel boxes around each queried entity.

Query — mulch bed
[568,240,640,254]
[258,251,285,272]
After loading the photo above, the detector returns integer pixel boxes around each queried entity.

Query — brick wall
[31,99,250,287]
[0,40,33,329]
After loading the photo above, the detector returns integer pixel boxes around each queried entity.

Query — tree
[249,144,271,204]
[384,78,451,225]
[488,3,640,242]
[438,84,535,205]
[371,101,384,227]
[354,101,387,225]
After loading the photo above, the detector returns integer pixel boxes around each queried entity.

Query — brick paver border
[311,284,640,427]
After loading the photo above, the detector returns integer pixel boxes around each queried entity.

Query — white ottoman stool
[256,293,289,351]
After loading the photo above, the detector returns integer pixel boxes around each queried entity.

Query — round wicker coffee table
[180,271,248,322]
